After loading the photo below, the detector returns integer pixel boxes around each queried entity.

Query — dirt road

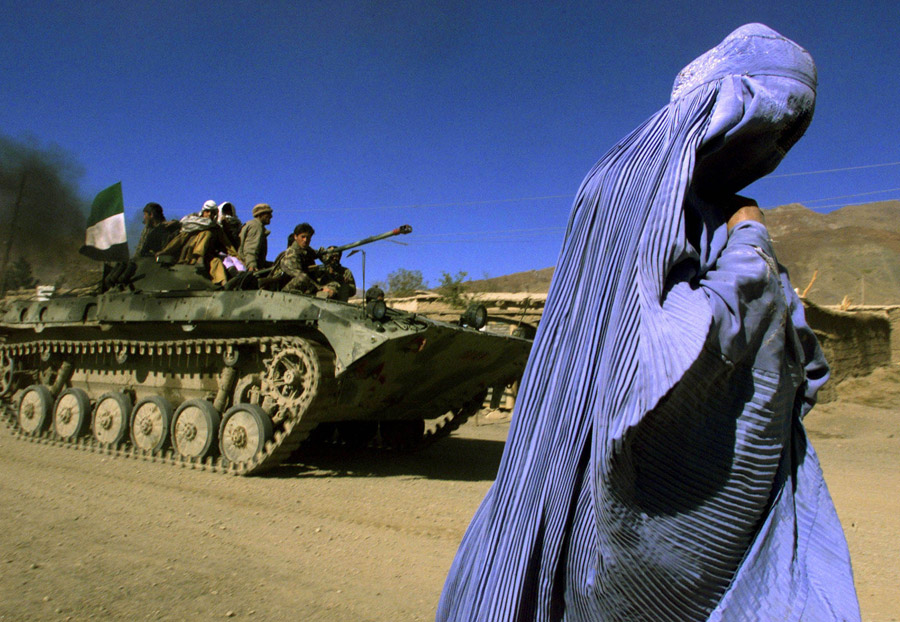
[1,391,897,621]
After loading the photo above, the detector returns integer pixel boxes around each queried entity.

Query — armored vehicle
[0,227,531,475]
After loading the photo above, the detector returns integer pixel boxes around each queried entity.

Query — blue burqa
[437,24,860,622]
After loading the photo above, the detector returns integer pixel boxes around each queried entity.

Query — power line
[414,226,564,238]
[788,187,900,205]
[761,187,900,210]
[775,199,899,212]
[298,161,900,214]
[407,189,900,244]
[411,236,556,245]
[766,160,900,179]
[299,194,572,213]
[194,160,900,217]
[410,234,567,246]
[290,175,900,214]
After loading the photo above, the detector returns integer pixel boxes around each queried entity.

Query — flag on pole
[79,182,129,262]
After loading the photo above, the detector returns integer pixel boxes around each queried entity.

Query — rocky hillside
[465,268,555,294]
[465,200,900,306]
[766,201,900,305]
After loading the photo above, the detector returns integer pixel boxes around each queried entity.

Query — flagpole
[0,172,27,296]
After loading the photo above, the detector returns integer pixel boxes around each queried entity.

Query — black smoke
[0,134,98,289]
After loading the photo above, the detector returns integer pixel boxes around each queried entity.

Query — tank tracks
[0,336,329,475]
[303,393,484,452]
[0,336,480,475]
[421,396,484,446]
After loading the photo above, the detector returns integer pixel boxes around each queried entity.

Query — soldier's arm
[134,228,149,257]
[156,230,188,257]
[279,247,306,279]
[345,268,357,298]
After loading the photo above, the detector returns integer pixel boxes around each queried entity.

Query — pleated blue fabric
[437,24,860,622]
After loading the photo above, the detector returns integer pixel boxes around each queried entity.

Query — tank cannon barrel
[327,225,412,254]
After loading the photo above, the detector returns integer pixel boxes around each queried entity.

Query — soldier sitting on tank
[217,201,243,249]
[365,285,385,303]
[278,223,320,295]
[156,200,238,286]
[133,202,179,258]
[250,233,292,290]
[310,247,356,302]
[157,200,218,253]
[238,203,273,273]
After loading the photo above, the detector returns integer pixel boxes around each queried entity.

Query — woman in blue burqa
[437,24,860,622]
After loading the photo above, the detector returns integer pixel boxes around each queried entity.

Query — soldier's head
[365,286,385,303]
[293,223,315,249]
[218,201,236,218]
[201,199,218,220]
[143,202,164,225]
[252,203,273,225]
[321,247,342,265]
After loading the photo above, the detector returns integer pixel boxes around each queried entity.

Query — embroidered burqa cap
[438,24,859,622]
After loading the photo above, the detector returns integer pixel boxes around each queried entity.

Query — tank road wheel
[130,396,171,453]
[93,392,134,447]
[219,403,273,465]
[17,385,53,435]
[261,342,320,422]
[53,388,92,440]
[0,353,15,397]
[171,399,221,460]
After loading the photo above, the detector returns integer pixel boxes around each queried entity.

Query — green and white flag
[79,182,129,262]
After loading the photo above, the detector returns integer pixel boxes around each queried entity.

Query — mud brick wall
[391,293,895,406]
[802,302,892,402]
[885,307,900,363]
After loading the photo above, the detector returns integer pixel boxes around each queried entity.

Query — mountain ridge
[465,200,900,306]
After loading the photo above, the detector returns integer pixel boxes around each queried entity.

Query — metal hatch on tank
[0,226,532,475]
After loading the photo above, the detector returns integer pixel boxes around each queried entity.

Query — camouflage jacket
[279,242,318,279]
[312,264,356,293]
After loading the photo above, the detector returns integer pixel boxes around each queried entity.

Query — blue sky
[3,1,898,288]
